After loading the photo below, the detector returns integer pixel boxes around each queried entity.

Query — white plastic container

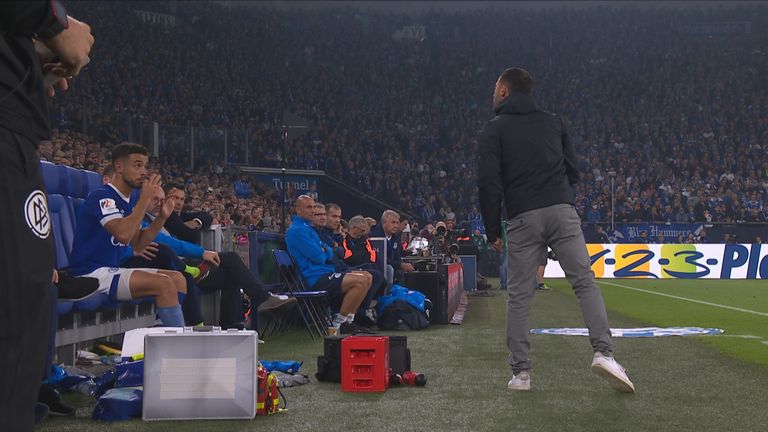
[142,328,257,420]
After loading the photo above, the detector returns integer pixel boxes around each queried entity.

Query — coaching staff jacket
[477,93,579,244]
[285,215,335,288]
[0,1,56,143]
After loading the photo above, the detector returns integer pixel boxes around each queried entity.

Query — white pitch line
[598,281,768,318]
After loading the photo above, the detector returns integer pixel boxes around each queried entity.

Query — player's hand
[159,197,175,220]
[139,174,162,203]
[41,16,94,78]
[491,238,503,252]
[401,262,415,272]
[202,251,221,267]
[52,269,59,284]
[135,242,159,260]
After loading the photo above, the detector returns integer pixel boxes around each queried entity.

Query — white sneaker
[365,308,377,323]
[591,352,635,393]
[507,371,531,391]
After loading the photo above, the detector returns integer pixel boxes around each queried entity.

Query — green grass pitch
[41,278,768,431]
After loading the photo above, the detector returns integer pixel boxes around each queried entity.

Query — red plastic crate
[341,336,390,392]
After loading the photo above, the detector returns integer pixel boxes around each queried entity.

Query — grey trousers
[505,204,612,373]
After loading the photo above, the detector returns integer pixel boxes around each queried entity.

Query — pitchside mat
[41,277,768,432]
[531,327,724,337]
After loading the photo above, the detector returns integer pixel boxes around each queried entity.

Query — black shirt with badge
[0,1,60,143]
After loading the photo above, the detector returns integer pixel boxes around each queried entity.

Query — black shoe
[257,295,297,312]
[354,314,377,328]
[39,384,76,416]
[339,321,377,335]
[34,402,49,424]
[194,262,212,283]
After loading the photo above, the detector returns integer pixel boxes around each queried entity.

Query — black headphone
[0,65,31,104]
[0,31,33,104]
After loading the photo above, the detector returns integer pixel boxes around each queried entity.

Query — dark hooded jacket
[0,1,58,143]
[477,93,579,243]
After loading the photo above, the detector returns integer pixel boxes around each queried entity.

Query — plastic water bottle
[73,379,98,397]
[99,355,123,365]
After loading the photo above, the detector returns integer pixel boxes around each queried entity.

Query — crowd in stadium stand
[48,2,768,228]
[41,130,285,230]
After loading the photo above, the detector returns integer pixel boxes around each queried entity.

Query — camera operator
[432,221,450,255]
[419,223,435,243]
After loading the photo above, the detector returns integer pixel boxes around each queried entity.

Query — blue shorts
[311,271,349,298]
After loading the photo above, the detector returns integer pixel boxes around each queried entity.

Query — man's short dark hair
[499,67,534,95]
[326,203,341,213]
[111,143,148,163]
[102,164,115,178]
[163,182,185,194]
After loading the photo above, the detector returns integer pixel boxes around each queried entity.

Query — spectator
[468,206,484,232]
[234,175,252,198]
[37,2,768,242]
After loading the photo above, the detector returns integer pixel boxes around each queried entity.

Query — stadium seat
[57,165,83,198]
[40,161,61,195]
[82,170,102,195]
[49,194,75,269]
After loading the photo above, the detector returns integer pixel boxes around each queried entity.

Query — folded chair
[272,249,333,339]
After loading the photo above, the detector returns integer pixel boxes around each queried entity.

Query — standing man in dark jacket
[477,67,634,393]
[1,2,94,430]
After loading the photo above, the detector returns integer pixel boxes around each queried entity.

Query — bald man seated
[285,195,374,335]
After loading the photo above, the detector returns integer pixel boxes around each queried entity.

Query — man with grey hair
[343,216,376,267]
[370,210,413,285]
[342,215,388,326]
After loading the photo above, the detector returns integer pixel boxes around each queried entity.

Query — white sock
[332,313,347,327]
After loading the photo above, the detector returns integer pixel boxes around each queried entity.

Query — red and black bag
[256,364,284,415]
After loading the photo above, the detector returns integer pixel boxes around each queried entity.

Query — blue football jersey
[70,184,138,276]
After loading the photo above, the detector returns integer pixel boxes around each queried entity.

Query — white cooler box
[142,328,258,420]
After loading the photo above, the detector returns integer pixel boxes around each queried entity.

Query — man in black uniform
[477,67,634,393]
[0,2,93,430]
